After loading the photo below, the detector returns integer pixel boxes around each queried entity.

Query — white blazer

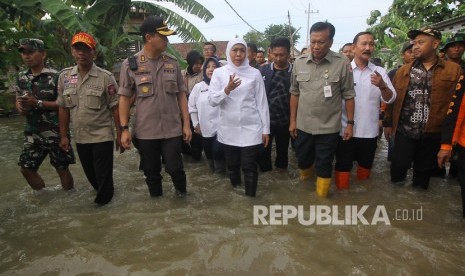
[209,66,270,147]
[188,81,219,138]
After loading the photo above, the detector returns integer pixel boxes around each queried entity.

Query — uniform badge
[108,84,116,95]
[140,55,146,62]
[164,63,174,69]
[139,66,146,71]
[140,76,148,82]
[142,86,149,93]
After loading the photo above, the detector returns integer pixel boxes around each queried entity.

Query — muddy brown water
[1,117,465,275]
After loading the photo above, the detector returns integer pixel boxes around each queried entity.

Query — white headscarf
[225,38,257,77]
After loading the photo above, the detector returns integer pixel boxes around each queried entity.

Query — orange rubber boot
[356,166,371,180]
[335,171,350,190]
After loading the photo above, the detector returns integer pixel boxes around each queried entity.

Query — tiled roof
[171,41,229,60]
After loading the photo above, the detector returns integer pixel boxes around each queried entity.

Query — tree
[264,24,300,45]
[366,0,465,68]
[243,30,267,51]
[0,0,214,75]
[243,23,300,54]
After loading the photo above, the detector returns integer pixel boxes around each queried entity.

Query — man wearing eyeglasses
[15,38,75,192]
[203,42,217,60]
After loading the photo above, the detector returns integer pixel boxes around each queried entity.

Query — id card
[323,85,332,98]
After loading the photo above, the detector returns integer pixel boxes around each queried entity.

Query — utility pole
[305,2,319,48]
[288,10,294,58]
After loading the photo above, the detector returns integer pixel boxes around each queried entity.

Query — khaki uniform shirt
[57,63,118,144]
[118,49,186,139]
[290,50,355,134]
[182,70,203,96]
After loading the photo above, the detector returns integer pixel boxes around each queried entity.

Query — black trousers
[182,120,203,160]
[456,145,465,217]
[390,132,440,189]
[138,136,186,196]
[335,137,378,171]
[295,130,339,178]
[258,124,290,171]
[76,141,114,205]
[201,136,224,161]
[223,144,260,196]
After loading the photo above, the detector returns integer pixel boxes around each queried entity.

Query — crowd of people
[13,16,465,217]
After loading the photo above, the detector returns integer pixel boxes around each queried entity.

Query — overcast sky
[165,0,393,51]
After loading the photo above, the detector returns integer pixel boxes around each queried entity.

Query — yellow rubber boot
[299,167,314,181]
[316,177,331,198]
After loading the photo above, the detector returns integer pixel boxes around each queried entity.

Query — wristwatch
[120,125,129,131]
[347,120,355,125]
[36,100,44,109]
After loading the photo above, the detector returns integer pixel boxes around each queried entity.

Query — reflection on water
[1,117,465,275]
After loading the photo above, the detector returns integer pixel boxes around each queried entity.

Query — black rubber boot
[171,171,187,196]
[214,159,226,174]
[146,179,162,197]
[244,172,258,197]
[229,169,241,188]
[207,159,215,172]
[461,185,465,218]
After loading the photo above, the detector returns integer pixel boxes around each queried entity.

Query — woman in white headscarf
[209,38,270,197]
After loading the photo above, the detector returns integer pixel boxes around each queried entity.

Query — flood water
[1,116,465,275]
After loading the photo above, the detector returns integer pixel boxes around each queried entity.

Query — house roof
[171,41,229,60]
[432,15,465,33]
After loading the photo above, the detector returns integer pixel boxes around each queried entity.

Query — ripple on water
[2,118,465,274]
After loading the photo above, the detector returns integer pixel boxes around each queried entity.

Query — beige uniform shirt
[57,64,118,144]
[290,50,355,134]
[182,70,203,96]
[118,49,186,139]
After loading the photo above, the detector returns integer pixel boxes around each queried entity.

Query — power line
[224,0,263,34]
[287,0,302,10]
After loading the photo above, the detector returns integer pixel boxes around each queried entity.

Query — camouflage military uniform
[15,67,75,170]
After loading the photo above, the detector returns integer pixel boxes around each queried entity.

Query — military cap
[408,26,442,40]
[401,41,413,53]
[18,38,45,52]
[442,33,465,50]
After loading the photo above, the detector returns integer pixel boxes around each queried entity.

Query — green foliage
[243,23,301,54]
[0,93,14,114]
[265,24,300,44]
[0,0,212,79]
[243,30,267,51]
[366,0,464,68]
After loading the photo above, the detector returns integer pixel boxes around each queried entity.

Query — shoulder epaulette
[57,66,74,76]
[99,67,114,76]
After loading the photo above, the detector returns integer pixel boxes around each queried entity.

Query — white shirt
[188,81,219,138]
[209,66,270,147]
[341,61,396,138]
